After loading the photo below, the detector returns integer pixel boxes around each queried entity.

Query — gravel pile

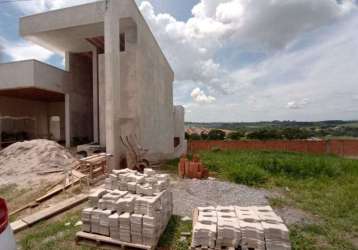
[170,179,270,217]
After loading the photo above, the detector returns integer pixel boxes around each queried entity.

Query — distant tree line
[185,126,358,141]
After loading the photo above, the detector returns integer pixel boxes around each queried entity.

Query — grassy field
[195,150,358,250]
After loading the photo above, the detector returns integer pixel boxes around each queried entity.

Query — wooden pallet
[76,231,156,250]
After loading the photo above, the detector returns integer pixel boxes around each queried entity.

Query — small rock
[181,216,191,222]
[179,236,187,242]
[65,222,71,227]
[181,232,191,237]
[75,221,83,227]
[208,177,216,181]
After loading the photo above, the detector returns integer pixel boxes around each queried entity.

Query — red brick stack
[178,155,209,179]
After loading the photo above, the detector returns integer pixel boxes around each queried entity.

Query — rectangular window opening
[120,33,125,52]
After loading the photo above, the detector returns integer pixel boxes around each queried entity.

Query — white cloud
[0,37,54,62]
[191,88,216,104]
[139,0,356,96]
[287,99,309,110]
[13,0,99,14]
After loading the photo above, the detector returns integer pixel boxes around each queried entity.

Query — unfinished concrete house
[0,0,186,168]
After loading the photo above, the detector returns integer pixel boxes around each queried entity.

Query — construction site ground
[1,143,357,250]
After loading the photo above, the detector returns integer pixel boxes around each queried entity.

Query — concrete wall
[133,6,175,158]
[64,53,93,143]
[0,61,34,89]
[188,140,358,157]
[0,60,68,93]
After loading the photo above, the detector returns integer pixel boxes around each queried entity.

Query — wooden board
[11,194,88,233]
[35,178,80,203]
[10,220,28,233]
[76,231,155,250]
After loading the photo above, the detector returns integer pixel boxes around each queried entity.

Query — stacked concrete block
[131,214,143,244]
[88,188,107,207]
[254,206,291,250]
[142,215,159,246]
[236,207,265,250]
[216,206,241,248]
[90,208,102,235]
[119,212,131,242]
[80,168,172,248]
[192,206,291,250]
[81,208,93,232]
[109,213,120,239]
[192,222,217,248]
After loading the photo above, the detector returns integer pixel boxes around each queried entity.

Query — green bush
[226,164,268,186]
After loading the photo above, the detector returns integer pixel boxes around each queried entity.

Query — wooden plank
[72,170,87,179]
[9,202,38,217]
[76,231,154,250]
[35,178,80,203]
[10,219,28,233]
[37,169,64,175]
[21,194,88,226]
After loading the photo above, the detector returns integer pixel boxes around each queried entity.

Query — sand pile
[0,139,76,187]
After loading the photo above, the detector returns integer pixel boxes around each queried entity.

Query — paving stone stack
[80,168,172,248]
[191,206,291,250]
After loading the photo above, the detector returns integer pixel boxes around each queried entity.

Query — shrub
[190,133,201,140]
[227,131,243,140]
[208,129,226,140]
[226,164,269,186]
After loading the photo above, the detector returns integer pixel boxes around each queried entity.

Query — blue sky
[1,0,358,122]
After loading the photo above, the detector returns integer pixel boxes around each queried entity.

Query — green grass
[19,211,94,250]
[158,216,192,250]
[193,150,358,250]
[17,209,192,250]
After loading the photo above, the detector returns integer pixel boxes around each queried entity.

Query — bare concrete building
[0,0,186,168]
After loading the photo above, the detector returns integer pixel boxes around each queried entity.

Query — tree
[247,129,282,140]
[227,131,243,140]
[190,133,201,140]
[185,132,190,140]
[200,132,208,140]
[208,129,226,140]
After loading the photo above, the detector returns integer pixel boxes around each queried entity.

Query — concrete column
[92,48,99,143]
[0,117,2,150]
[104,0,122,169]
[64,52,70,72]
[65,94,71,147]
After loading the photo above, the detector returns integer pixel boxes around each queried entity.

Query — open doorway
[49,116,61,141]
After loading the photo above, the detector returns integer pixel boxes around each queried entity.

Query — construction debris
[191,206,291,250]
[11,193,88,233]
[77,168,172,249]
[178,155,209,179]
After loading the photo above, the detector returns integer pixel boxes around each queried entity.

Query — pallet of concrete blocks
[77,168,173,249]
[191,207,217,249]
[254,206,291,250]
[236,207,265,250]
[216,206,241,249]
[191,206,291,250]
